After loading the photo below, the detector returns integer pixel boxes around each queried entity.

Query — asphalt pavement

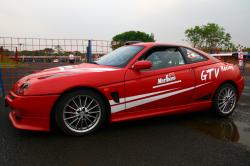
[0,65,250,166]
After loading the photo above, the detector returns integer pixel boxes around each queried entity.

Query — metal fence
[0,37,112,98]
[0,37,112,63]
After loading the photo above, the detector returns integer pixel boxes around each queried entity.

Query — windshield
[96,46,144,67]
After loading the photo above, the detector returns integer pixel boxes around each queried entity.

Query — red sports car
[5,43,244,136]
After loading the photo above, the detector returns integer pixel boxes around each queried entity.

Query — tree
[185,26,203,48]
[185,23,232,51]
[243,47,250,52]
[112,31,155,49]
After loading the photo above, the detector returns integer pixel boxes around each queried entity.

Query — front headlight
[16,82,30,95]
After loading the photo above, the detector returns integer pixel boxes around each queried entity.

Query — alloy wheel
[217,87,236,114]
[63,95,101,133]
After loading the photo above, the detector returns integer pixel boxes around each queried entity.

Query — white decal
[154,72,181,88]
[153,80,182,89]
[157,72,176,85]
[109,88,178,106]
[110,82,211,113]
[201,65,234,81]
[110,88,178,113]
[201,68,220,81]
[220,65,234,72]
[215,68,220,78]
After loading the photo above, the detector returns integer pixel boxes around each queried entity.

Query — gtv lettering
[201,68,220,81]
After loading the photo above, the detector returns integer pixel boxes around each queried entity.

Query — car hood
[14,63,125,95]
[21,63,121,81]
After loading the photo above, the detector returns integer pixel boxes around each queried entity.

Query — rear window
[180,47,208,63]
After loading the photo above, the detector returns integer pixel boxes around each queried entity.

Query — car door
[123,46,196,113]
[179,47,218,102]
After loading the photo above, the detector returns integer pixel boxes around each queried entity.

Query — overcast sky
[0,0,249,46]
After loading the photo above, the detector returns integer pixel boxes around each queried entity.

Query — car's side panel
[100,60,242,123]
[124,66,195,111]
[190,61,241,102]
[110,46,215,120]
[98,81,126,113]
[191,62,221,102]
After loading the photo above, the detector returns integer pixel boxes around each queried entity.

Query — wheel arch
[50,86,111,130]
[213,80,239,100]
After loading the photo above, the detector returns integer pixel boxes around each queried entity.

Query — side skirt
[111,101,212,123]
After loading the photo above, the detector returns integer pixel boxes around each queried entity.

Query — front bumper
[5,91,59,131]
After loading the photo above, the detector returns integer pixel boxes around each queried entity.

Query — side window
[140,47,185,70]
[181,47,207,63]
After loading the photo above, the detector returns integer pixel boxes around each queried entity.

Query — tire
[212,83,237,117]
[55,89,108,136]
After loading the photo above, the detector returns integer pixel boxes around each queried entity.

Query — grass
[0,55,28,68]
[0,63,29,68]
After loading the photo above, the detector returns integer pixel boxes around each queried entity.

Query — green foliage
[112,31,155,49]
[243,47,250,52]
[1,47,85,57]
[185,23,232,50]
[185,26,203,48]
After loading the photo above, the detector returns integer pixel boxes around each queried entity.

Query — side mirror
[131,60,152,70]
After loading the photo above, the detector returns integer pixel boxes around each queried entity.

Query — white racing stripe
[110,82,211,113]
[109,98,125,106]
[109,88,178,106]
[110,88,178,113]
[111,104,126,113]
[153,80,182,89]
[58,67,65,71]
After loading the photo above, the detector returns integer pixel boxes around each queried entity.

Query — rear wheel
[212,83,237,117]
[55,89,107,136]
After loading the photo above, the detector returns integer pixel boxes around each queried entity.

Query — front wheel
[55,89,107,136]
[212,83,237,117]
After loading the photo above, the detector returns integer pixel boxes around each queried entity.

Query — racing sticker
[157,72,176,84]
[201,68,220,81]
[201,65,234,81]
[153,72,182,89]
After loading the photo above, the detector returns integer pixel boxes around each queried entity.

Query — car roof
[132,42,207,53]
[130,42,215,61]
[132,42,191,48]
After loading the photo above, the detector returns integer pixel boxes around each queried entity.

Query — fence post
[0,68,5,98]
[15,47,19,64]
[86,40,92,63]
[0,46,3,62]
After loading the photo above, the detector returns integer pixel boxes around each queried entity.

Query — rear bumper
[5,91,59,131]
